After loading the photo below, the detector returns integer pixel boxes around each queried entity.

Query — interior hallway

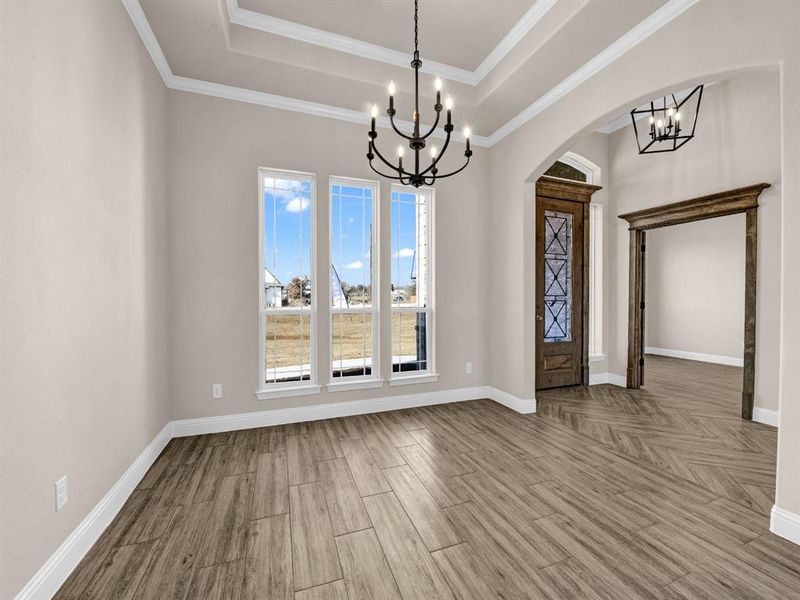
[54,357,797,600]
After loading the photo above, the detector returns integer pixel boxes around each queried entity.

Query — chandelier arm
[419,128,452,177]
[418,109,441,140]
[429,155,471,180]
[371,140,410,177]
[388,113,417,141]
[367,159,405,181]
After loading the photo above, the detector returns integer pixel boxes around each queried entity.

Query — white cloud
[285,197,310,213]
[343,261,364,270]
[394,247,415,258]
[348,216,355,224]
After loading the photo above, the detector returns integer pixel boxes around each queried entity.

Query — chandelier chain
[414,0,419,54]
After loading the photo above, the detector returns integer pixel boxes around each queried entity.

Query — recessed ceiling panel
[239,0,535,71]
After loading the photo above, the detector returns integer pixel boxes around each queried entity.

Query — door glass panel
[543,210,572,343]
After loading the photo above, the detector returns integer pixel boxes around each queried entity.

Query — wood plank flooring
[56,357,799,600]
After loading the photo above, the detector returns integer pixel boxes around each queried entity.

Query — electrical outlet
[212,383,223,399]
[465,362,473,374]
[55,476,68,512]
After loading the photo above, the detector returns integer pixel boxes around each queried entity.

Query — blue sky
[263,179,420,291]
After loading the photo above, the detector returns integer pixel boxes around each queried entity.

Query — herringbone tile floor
[538,355,778,515]
[55,356,799,599]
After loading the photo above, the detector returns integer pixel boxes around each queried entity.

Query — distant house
[392,288,407,303]
[264,267,284,307]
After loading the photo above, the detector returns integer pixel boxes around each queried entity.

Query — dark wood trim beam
[536,176,602,203]
[742,207,758,420]
[618,183,770,231]
[627,229,646,389]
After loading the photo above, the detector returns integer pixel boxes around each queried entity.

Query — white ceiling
[132,0,692,144]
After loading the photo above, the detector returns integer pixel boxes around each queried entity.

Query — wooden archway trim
[618,183,770,420]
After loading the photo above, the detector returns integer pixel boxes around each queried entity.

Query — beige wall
[0,3,169,597]
[608,71,781,409]
[644,216,745,359]
[166,91,489,420]
[485,0,799,514]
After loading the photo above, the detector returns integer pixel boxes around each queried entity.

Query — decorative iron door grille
[543,210,572,343]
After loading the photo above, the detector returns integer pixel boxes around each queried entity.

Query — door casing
[618,183,770,420]
[535,176,601,391]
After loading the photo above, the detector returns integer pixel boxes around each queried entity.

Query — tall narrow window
[259,169,316,389]
[330,178,379,381]
[391,186,434,378]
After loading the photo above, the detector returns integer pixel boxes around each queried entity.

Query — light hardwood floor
[55,357,799,599]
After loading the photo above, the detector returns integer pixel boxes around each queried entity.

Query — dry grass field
[265,311,423,370]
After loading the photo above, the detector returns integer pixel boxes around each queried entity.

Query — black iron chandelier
[630,84,704,154]
[366,0,471,187]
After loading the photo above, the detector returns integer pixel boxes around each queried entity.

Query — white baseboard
[486,386,537,414]
[171,386,492,437]
[771,505,800,546]
[752,407,779,428]
[645,346,744,367]
[18,385,535,599]
[589,372,627,387]
[14,424,173,600]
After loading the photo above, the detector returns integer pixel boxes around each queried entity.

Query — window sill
[589,354,607,363]
[255,384,322,400]
[326,378,385,393]
[389,373,440,386]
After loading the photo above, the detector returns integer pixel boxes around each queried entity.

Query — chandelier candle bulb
[430,146,438,157]
[434,77,442,105]
[388,81,395,111]
[370,104,378,132]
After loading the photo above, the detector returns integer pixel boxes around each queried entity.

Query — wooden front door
[535,176,599,391]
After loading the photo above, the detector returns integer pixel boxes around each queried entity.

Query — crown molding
[471,0,559,83]
[170,76,490,147]
[486,0,699,145]
[123,0,698,149]
[225,0,475,85]
[225,0,558,87]
[121,0,172,83]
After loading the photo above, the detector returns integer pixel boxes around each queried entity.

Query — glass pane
[265,313,311,383]
[263,174,312,309]
[392,311,428,373]
[391,190,430,308]
[331,312,373,378]
[331,182,374,308]
[543,210,572,343]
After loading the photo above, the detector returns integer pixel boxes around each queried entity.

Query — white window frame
[328,176,382,391]
[389,185,437,385]
[256,167,320,400]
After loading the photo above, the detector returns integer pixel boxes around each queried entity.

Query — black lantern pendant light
[630,84,704,154]
[367,0,472,187]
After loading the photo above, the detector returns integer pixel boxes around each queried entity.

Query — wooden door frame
[618,183,770,420]
[536,176,602,388]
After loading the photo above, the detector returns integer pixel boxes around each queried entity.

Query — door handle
[536,314,543,322]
